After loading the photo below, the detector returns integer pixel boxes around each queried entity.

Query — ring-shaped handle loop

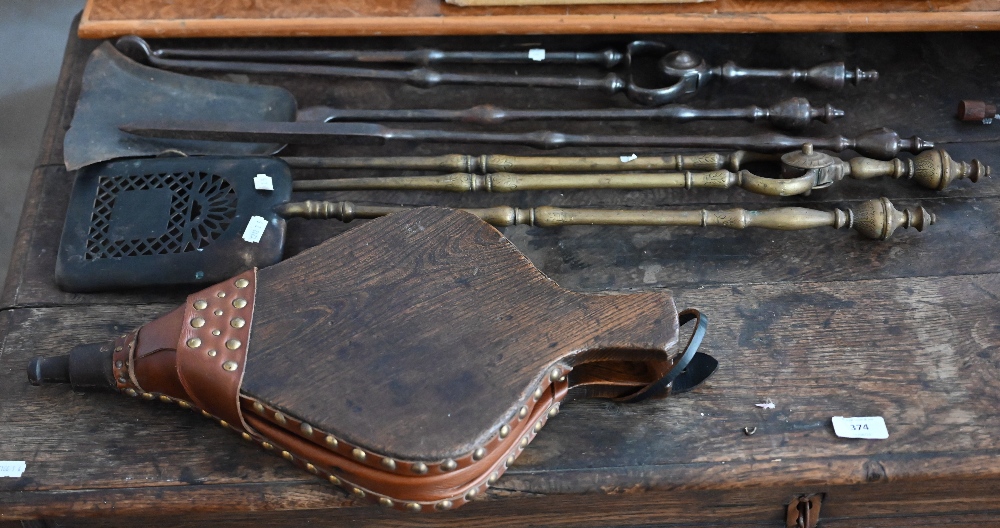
[619,308,713,403]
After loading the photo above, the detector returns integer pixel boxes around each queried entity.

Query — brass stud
[262,442,274,450]
[186,337,202,348]
[518,406,528,419]
[201,410,212,418]
[235,278,249,289]
[253,402,264,413]
[306,463,317,474]
[499,425,510,439]
[274,412,287,425]
[141,392,154,400]
[441,459,457,472]
[217,291,227,298]
[406,503,421,513]
[222,360,238,371]
[534,421,543,433]
[325,435,339,448]
[465,489,477,501]
[472,447,486,461]
[488,472,499,485]
[207,349,217,357]
[211,330,221,336]
[159,395,172,403]
[233,298,247,309]
[115,360,124,368]
[124,388,137,397]
[115,346,122,352]
[241,432,252,441]
[548,404,560,418]
[533,387,543,400]
[118,376,127,384]
[328,475,340,485]
[194,300,208,310]
[558,376,566,382]
[300,423,313,436]
[190,317,205,328]
[178,400,191,409]
[231,317,246,329]
[353,488,365,498]
[436,500,453,511]
[281,450,293,461]
[221,419,232,428]
[352,448,366,462]
[226,339,241,350]
[214,309,224,316]
[412,462,428,475]
[379,497,393,508]
[520,436,529,448]
[381,458,396,471]
[549,368,561,382]
[506,455,515,467]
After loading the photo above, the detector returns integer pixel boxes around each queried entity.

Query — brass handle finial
[852,197,935,240]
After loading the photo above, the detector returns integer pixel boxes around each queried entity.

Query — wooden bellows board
[28,208,714,512]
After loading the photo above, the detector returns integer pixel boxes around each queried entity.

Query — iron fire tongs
[116,36,877,106]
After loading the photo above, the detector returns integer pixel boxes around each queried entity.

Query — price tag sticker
[242,216,268,243]
[254,174,274,191]
[620,154,638,163]
[0,461,25,477]
[832,416,888,439]
[528,48,546,61]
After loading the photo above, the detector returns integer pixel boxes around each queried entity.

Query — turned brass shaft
[292,170,817,196]
[283,151,775,174]
[276,198,934,240]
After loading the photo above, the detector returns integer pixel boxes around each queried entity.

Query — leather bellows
[28,208,715,512]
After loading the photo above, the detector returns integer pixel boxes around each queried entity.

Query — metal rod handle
[283,151,776,173]
[310,98,842,130]
[291,170,819,197]
[720,62,879,90]
[117,36,624,68]
[275,198,934,240]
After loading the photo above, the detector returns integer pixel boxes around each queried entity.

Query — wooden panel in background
[78,0,1000,37]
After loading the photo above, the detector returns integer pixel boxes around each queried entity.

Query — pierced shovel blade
[63,42,297,171]
[56,156,292,292]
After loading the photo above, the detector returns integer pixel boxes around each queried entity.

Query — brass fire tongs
[116,36,877,106]
[289,146,988,197]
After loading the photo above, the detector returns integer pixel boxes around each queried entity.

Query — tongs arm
[292,169,820,197]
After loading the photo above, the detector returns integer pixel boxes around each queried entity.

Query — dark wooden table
[2,20,1000,527]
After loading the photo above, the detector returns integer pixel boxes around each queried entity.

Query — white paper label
[254,174,274,191]
[242,216,268,243]
[528,48,546,61]
[832,416,888,439]
[620,154,638,163]
[0,461,25,477]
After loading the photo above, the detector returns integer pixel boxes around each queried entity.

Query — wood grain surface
[248,207,678,460]
[3,20,1000,526]
[77,0,1000,37]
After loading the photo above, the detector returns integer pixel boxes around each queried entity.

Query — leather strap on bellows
[618,308,712,403]
[175,269,257,429]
